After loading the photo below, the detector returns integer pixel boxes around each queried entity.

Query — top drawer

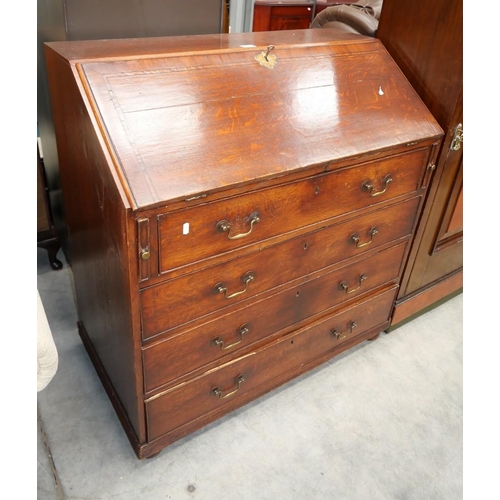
[155,148,429,275]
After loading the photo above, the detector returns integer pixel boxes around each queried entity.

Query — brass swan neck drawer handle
[350,226,379,248]
[211,324,249,350]
[211,374,245,399]
[362,174,393,197]
[216,211,261,240]
[214,271,255,299]
[331,321,358,340]
[338,274,367,294]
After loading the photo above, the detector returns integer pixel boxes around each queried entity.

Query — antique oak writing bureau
[45,30,442,459]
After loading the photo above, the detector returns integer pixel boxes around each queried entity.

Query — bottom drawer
[145,286,397,442]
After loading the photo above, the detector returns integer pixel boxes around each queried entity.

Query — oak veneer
[45,30,442,458]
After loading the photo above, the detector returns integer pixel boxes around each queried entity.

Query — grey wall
[229,0,254,33]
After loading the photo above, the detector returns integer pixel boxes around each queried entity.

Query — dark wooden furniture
[252,1,352,31]
[37,146,62,270]
[376,0,463,326]
[45,30,442,459]
[253,1,316,31]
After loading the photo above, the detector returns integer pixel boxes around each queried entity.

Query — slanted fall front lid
[79,33,441,209]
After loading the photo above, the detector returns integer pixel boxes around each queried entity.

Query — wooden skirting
[390,269,463,327]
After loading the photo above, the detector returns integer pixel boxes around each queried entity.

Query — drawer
[145,286,397,441]
[269,15,312,30]
[156,148,429,274]
[141,238,407,342]
[271,6,314,16]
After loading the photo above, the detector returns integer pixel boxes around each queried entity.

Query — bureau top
[46,30,442,211]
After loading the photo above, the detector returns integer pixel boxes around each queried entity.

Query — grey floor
[37,247,463,500]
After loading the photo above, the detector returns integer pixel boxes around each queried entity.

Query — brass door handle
[451,123,463,151]
[362,174,393,197]
[211,374,245,399]
[216,211,261,240]
[331,321,357,340]
[338,274,367,294]
[214,271,255,299]
[350,226,379,248]
[211,324,249,350]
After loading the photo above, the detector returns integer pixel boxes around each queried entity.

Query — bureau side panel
[45,47,145,443]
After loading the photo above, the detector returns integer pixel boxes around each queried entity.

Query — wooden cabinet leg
[38,237,63,270]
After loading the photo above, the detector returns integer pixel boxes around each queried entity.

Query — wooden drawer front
[269,6,313,30]
[271,6,313,16]
[270,16,312,30]
[141,240,407,342]
[145,286,397,441]
[157,148,428,274]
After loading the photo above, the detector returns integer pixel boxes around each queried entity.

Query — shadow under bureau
[45,30,443,459]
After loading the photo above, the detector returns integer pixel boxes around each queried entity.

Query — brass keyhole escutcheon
[255,45,277,69]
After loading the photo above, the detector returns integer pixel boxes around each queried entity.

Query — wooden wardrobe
[376,0,463,325]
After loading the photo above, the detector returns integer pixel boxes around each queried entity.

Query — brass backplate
[254,52,277,69]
